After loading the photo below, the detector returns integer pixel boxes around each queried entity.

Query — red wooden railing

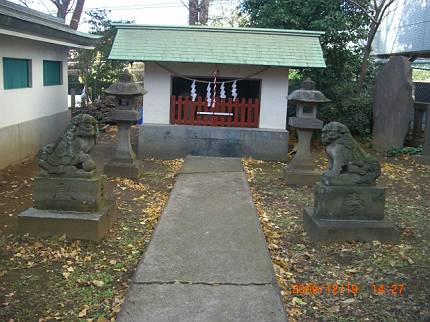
[170,96,260,128]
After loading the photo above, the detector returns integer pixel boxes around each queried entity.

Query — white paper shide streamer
[220,82,226,99]
[190,80,197,101]
[231,80,237,101]
[206,83,212,107]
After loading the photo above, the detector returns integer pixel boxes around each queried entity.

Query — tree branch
[379,0,396,20]
[197,0,210,10]
[17,0,29,7]
[36,0,53,12]
[180,0,190,10]
[66,0,76,14]
[346,0,378,24]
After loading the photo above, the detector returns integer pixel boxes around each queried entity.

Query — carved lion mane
[321,122,381,186]
[37,114,98,178]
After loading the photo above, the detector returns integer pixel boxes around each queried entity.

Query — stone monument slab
[373,56,414,152]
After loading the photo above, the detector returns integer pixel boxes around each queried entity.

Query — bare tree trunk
[189,0,199,25]
[69,0,85,30]
[199,0,210,25]
[347,0,395,91]
[56,4,68,18]
[51,0,71,18]
[358,22,379,89]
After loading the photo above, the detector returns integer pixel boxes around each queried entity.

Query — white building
[373,0,430,57]
[109,25,325,160]
[0,0,99,169]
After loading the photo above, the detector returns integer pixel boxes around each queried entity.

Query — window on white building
[3,57,32,90]
[43,60,62,86]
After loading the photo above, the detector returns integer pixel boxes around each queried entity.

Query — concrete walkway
[117,156,287,322]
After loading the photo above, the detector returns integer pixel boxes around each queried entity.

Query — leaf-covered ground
[1,127,429,321]
[244,149,430,322]
[0,128,183,321]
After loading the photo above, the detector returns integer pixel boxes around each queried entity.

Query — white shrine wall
[143,62,289,130]
[0,34,70,169]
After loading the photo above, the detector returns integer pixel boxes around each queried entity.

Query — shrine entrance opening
[170,76,261,128]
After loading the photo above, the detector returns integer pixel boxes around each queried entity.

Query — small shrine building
[109,24,325,160]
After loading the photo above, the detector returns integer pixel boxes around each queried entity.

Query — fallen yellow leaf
[78,308,87,318]
[92,280,104,287]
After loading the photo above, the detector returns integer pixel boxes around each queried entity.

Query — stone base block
[17,201,116,242]
[34,175,105,212]
[284,168,320,186]
[104,161,142,179]
[138,124,289,161]
[303,207,399,244]
[315,182,385,220]
[414,154,430,164]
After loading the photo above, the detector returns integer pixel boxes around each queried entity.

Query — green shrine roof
[109,24,326,68]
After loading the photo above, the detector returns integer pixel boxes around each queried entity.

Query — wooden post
[70,88,76,109]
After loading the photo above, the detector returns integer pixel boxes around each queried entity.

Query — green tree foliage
[241,0,375,135]
[74,10,133,99]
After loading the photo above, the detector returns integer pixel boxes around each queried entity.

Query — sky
[9,0,241,31]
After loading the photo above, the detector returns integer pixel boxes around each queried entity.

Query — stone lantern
[104,71,147,179]
[284,78,330,185]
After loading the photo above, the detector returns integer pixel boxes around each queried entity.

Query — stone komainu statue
[321,122,381,186]
[37,114,98,178]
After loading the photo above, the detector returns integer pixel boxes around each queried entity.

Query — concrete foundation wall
[143,62,289,130]
[0,34,68,129]
[138,124,288,161]
[0,110,70,169]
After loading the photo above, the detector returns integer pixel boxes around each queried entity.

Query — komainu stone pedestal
[17,114,116,241]
[303,207,399,244]
[34,176,104,212]
[303,122,399,244]
[304,183,398,243]
[18,176,116,241]
[314,183,385,220]
[18,201,116,242]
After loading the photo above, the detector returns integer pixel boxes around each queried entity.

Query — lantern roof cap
[288,78,330,103]
[104,70,147,96]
